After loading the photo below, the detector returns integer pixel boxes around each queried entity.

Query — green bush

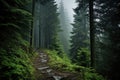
[76,48,90,67]
[81,68,106,80]
[45,49,106,80]
[45,49,77,71]
[0,47,35,80]
[85,72,105,80]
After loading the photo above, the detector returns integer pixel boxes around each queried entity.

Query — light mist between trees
[0,0,120,80]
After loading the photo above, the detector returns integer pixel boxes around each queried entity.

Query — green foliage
[76,48,90,67]
[45,49,80,72]
[94,0,120,79]
[0,47,35,80]
[0,0,35,80]
[84,72,105,80]
[70,0,90,63]
[45,0,62,52]
[0,0,31,8]
[58,0,71,54]
[33,0,63,53]
[45,49,105,80]
[82,68,105,80]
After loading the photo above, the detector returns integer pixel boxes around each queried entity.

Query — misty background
[55,0,77,53]
[56,0,77,22]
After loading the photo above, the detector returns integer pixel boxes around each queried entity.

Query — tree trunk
[30,0,35,46]
[89,0,95,67]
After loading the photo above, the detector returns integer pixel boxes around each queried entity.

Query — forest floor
[33,51,81,80]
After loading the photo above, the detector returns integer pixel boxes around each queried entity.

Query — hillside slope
[33,50,81,80]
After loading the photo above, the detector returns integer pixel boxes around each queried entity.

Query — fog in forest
[1,0,120,80]
[55,0,77,53]
[56,0,77,22]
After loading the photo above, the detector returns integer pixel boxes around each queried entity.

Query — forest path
[33,51,78,80]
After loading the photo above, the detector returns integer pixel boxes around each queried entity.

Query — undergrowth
[45,49,106,80]
[45,49,80,72]
[0,47,36,80]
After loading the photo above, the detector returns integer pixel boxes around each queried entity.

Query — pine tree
[58,0,71,54]
[94,0,120,79]
[0,0,34,79]
[70,0,90,66]
[33,0,62,53]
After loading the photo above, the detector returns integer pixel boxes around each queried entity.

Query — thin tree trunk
[30,0,35,46]
[89,0,95,67]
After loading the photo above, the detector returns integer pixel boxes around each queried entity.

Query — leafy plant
[81,68,106,80]
[76,48,90,67]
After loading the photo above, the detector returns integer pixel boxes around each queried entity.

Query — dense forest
[0,0,120,80]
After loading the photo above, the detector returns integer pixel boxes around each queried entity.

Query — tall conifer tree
[70,0,90,66]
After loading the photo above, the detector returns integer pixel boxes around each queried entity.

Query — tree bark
[89,0,95,67]
[30,0,35,46]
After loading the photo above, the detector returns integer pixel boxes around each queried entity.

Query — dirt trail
[33,51,80,80]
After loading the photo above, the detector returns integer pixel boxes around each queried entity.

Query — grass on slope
[45,49,82,72]
[44,49,106,80]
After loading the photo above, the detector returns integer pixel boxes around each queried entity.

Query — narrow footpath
[33,51,80,80]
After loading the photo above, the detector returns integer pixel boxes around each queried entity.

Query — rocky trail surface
[33,51,80,80]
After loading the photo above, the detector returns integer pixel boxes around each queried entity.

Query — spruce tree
[0,0,34,79]
[58,0,71,54]
[33,0,62,53]
[94,0,120,79]
[70,0,90,66]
